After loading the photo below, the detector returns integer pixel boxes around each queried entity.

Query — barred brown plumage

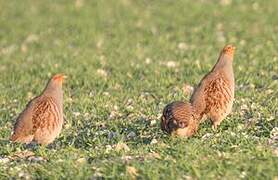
[32,97,59,129]
[10,74,65,145]
[190,45,235,129]
[161,101,198,137]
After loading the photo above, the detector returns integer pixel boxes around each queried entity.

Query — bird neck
[212,53,233,72]
[189,114,200,136]
[42,81,63,103]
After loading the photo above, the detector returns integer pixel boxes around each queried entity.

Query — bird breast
[32,96,63,132]
[204,76,234,113]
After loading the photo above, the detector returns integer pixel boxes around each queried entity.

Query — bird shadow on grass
[0,139,45,163]
[0,136,58,156]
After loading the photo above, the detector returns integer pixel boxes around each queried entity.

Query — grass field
[0,0,278,179]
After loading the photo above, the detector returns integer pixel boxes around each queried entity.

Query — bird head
[167,119,188,130]
[222,45,236,58]
[51,74,67,84]
[43,73,67,95]
[161,101,196,137]
[169,116,196,137]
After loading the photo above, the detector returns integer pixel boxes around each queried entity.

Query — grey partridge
[161,101,198,137]
[190,45,235,129]
[10,74,66,145]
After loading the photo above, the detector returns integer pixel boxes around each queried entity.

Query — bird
[161,101,198,137]
[190,45,236,129]
[10,74,66,145]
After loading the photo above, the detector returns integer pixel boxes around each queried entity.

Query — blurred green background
[0,0,277,179]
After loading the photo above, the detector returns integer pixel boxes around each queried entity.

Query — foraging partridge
[190,45,235,129]
[161,101,198,137]
[10,74,66,145]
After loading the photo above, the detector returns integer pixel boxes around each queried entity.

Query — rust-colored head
[222,45,236,58]
[52,74,67,83]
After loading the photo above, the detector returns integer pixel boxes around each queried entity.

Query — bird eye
[178,122,187,128]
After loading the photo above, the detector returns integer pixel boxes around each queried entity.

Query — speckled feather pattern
[10,75,64,145]
[161,101,198,137]
[32,96,60,131]
[190,45,235,128]
[204,75,233,114]
[32,96,62,145]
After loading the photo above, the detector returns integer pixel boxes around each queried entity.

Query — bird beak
[60,75,67,82]
[62,75,67,80]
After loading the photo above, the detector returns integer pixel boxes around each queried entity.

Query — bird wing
[10,97,38,141]
[11,96,60,141]
[31,96,60,132]
[190,71,220,116]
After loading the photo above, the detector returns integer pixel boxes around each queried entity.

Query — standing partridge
[190,45,236,129]
[161,101,198,137]
[10,74,66,145]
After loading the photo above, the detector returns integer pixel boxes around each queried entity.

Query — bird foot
[212,123,220,131]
